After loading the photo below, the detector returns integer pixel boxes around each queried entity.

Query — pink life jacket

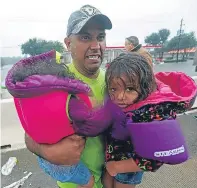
[14,92,92,144]
[5,50,92,144]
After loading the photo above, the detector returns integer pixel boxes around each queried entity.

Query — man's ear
[64,37,71,51]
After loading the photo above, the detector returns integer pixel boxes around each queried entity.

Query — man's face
[65,21,106,75]
[125,39,134,52]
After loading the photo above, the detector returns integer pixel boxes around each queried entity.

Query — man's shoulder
[139,47,150,55]
[138,48,152,60]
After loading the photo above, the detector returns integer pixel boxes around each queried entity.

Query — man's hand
[106,161,118,177]
[25,134,86,165]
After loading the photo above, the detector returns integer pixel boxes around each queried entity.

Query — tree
[158,29,170,58]
[145,29,171,58]
[145,29,170,45]
[158,29,170,45]
[166,32,197,60]
[145,33,160,45]
[21,38,65,56]
[179,32,197,49]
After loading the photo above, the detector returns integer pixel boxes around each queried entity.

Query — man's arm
[25,133,43,156]
[25,133,86,165]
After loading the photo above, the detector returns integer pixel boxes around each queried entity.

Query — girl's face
[108,75,139,109]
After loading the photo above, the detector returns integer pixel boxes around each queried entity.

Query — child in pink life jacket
[5,51,124,188]
[103,52,197,188]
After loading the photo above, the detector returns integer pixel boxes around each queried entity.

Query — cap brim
[72,14,112,35]
[91,14,112,30]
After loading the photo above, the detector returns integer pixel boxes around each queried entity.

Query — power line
[176,18,184,63]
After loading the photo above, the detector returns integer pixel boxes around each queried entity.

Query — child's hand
[88,89,93,97]
[106,161,118,177]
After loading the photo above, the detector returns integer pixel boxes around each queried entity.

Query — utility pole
[176,18,183,63]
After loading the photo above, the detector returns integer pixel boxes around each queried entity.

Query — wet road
[153,60,197,77]
[1,112,197,188]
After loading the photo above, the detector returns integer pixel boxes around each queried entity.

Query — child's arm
[132,152,164,172]
[106,159,142,176]
[69,97,124,137]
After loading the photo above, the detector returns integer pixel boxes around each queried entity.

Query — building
[61,45,162,67]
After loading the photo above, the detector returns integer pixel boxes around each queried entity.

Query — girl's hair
[105,52,157,101]
[12,58,75,83]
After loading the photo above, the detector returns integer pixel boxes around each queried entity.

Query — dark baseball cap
[66,5,112,36]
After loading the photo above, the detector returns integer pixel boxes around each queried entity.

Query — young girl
[5,50,124,188]
[103,52,197,188]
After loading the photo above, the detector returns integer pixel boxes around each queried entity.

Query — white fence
[1,76,197,108]
[192,76,197,109]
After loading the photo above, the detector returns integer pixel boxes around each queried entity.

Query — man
[25,4,112,188]
[125,36,153,67]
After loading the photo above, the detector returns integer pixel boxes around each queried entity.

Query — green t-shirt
[57,63,106,188]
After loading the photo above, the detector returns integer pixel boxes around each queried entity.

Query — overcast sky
[1,0,197,57]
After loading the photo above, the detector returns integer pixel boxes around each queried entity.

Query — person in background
[125,36,153,67]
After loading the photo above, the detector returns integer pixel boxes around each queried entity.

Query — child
[5,50,124,188]
[103,52,197,188]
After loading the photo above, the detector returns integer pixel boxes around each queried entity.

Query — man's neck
[85,70,100,79]
[73,63,100,79]
[81,69,100,79]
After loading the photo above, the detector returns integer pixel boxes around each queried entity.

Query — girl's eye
[126,87,134,92]
[110,88,116,92]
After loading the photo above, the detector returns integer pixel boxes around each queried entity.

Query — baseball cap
[126,36,139,47]
[66,5,112,36]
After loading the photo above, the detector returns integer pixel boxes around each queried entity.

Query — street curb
[1,143,26,153]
